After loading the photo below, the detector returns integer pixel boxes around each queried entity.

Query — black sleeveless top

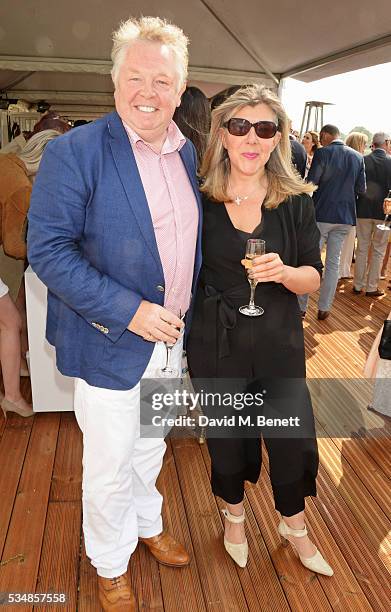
[187,193,322,379]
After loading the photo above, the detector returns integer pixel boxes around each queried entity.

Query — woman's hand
[241,253,290,284]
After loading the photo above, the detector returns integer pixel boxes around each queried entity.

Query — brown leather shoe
[318,310,330,321]
[139,532,190,567]
[98,573,135,611]
[365,289,385,297]
[317,310,330,320]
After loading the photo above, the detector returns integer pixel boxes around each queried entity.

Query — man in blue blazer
[28,17,202,611]
[299,124,366,320]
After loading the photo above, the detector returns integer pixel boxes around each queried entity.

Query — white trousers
[354,218,389,291]
[74,337,183,578]
[339,226,356,278]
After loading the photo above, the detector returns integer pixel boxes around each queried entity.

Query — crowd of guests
[288,126,390,318]
[0,15,390,611]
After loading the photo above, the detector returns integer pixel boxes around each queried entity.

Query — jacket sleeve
[296,194,323,275]
[306,148,324,186]
[355,157,367,196]
[2,184,30,259]
[27,138,143,344]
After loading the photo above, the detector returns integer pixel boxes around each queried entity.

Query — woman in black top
[187,85,333,576]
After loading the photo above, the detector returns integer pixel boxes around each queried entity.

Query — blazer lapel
[179,141,203,265]
[107,112,162,272]
[179,143,203,299]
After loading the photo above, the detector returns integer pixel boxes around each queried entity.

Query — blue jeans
[298,222,351,313]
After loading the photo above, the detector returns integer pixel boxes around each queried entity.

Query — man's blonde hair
[201,84,315,208]
[111,16,189,89]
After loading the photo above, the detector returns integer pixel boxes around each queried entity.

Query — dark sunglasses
[223,117,279,139]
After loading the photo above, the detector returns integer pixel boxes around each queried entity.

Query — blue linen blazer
[27,111,203,390]
[307,139,366,225]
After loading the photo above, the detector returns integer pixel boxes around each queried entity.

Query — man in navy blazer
[28,17,201,611]
[299,124,366,319]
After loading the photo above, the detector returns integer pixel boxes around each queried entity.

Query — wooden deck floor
[0,279,390,611]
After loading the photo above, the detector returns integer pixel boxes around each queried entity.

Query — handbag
[379,319,391,360]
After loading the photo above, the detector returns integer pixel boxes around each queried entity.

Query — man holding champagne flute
[28,16,202,611]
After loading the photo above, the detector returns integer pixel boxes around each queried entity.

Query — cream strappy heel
[1,397,34,419]
[222,508,248,568]
[278,519,333,576]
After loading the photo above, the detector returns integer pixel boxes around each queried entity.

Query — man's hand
[127,300,183,343]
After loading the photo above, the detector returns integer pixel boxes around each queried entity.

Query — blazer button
[156,285,165,292]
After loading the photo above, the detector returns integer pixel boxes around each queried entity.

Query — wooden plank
[305,283,390,379]
[200,443,333,612]
[316,436,391,570]
[78,509,166,612]
[78,537,100,612]
[0,410,6,442]
[34,413,82,612]
[172,440,289,612]
[312,379,391,478]
[196,440,291,612]
[330,435,390,520]
[155,440,207,611]
[0,413,59,601]
[34,502,81,612]
[312,387,391,516]
[171,438,250,611]
[49,412,82,503]
[211,481,291,611]
[0,415,33,557]
[314,460,391,611]
[263,449,372,612]
[131,543,165,612]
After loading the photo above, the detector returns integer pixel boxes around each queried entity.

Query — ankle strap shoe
[222,509,248,568]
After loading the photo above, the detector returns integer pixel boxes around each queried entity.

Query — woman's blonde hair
[18,129,61,176]
[345,131,368,153]
[200,84,315,208]
[111,16,189,90]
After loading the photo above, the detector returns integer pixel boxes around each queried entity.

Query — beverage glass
[239,239,265,316]
[158,311,184,377]
[377,190,391,231]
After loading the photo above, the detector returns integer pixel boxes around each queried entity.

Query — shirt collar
[122,119,186,154]
[372,147,387,157]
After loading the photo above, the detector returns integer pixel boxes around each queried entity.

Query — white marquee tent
[0,0,390,114]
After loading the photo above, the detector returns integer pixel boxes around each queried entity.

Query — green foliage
[349,126,373,142]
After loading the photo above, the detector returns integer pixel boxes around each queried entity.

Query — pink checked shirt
[123,120,199,315]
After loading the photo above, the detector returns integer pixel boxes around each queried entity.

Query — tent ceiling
[0,0,390,107]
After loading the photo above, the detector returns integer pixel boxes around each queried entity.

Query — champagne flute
[377,190,391,231]
[158,309,183,378]
[239,239,265,316]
